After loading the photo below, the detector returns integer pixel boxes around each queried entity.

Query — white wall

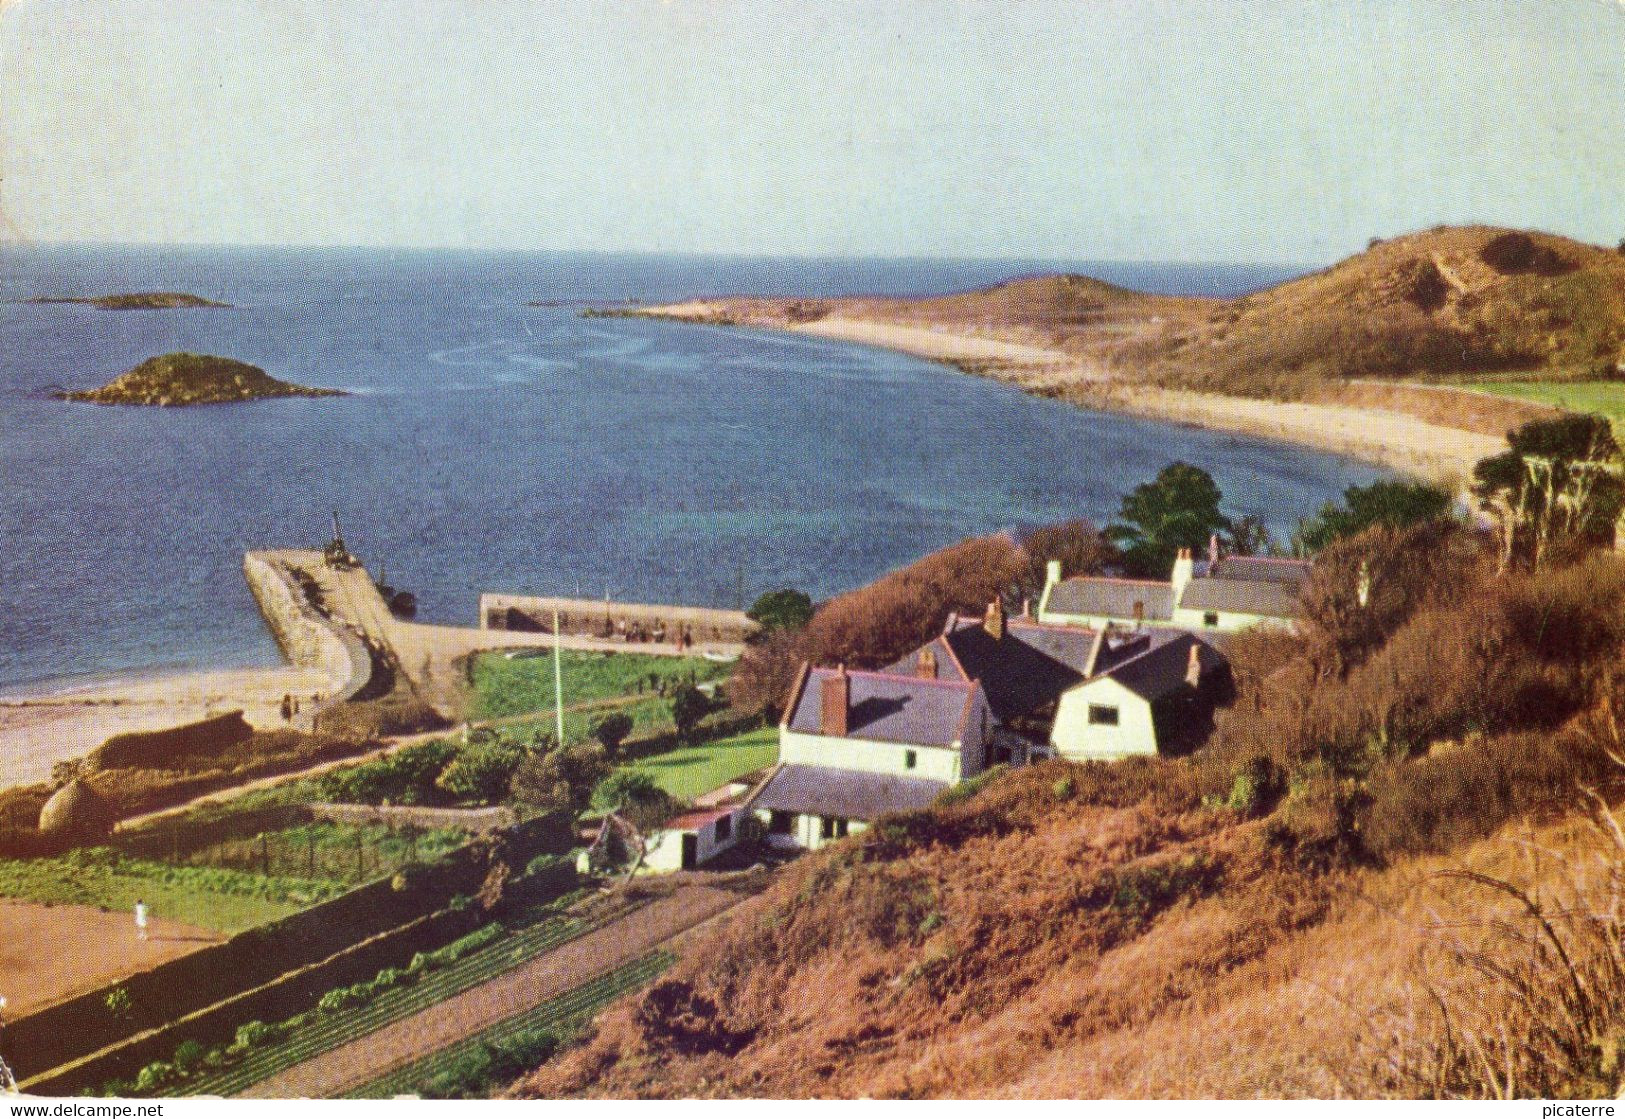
[1170,606,1294,633]
[1050,678,1158,760]
[755,808,870,852]
[779,729,961,783]
[642,806,746,872]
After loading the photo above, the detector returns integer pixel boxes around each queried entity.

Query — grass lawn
[620,726,779,801]
[0,848,345,933]
[470,650,730,722]
[1474,380,1625,429]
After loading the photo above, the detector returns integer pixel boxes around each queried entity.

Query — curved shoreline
[635,303,1512,489]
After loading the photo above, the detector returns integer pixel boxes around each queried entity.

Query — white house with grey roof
[1038,545,1313,634]
[757,599,1231,849]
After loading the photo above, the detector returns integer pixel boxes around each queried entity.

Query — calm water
[0,245,1382,691]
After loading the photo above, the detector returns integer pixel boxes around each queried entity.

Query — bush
[746,589,814,633]
[172,1039,207,1074]
[234,1020,283,1050]
[436,739,525,804]
[318,740,457,805]
[134,1061,176,1094]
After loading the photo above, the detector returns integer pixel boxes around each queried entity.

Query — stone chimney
[1209,533,1222,567]
[984,597,1006,640]
[821,664,850,737]
[1171,548,1195,603]
[1185,643,1203,688]
[917,647,938,680]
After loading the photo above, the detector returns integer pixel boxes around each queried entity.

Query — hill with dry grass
[649,227,1625,402]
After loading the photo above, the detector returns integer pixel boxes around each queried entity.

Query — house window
[1203,611,1220,628]
[821,816,849,839]
[1087,704,1120,726]
[768,811,793,834]
[714,814,732,841]
[904,749,918,770]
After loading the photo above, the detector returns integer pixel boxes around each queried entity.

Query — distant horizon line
[0,236,1318,273]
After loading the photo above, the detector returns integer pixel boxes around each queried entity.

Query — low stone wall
[243,551,373,722]
[309,802,516,834]
[480,593,758,646]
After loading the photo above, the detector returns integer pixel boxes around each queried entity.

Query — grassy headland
[632,226,1625,484]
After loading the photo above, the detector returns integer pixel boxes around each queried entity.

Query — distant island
[56,353,347,407]
[25,292,231,310]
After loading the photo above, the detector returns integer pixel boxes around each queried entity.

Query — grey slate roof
[751,763,950,821]
[1046,578,1175,621]
[1177,577,1301,618]
[1207,556,1313,585]
[1103,633,1218,700]
[786,668,974,747]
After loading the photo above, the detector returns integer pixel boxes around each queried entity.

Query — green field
[1474,380,1625,428]
[469,649,730,722]
[0,848,344,933]
[620,725,779,801]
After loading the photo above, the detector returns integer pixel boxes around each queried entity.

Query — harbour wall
[242,550,373,718]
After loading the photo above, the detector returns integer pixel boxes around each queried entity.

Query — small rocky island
[26,291,231,309]
[57,353,347,407]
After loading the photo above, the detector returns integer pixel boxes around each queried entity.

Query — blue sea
[0,245,1384,692]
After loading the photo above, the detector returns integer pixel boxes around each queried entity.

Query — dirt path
[237,884,742,1098]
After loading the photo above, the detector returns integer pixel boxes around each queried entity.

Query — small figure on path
[134,898,150,942]
[280,693,293,721]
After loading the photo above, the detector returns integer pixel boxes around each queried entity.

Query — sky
[1,0,1622,264]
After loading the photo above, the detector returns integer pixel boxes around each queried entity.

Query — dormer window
[905,749,918,769]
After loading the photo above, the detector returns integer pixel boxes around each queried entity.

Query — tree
[593,770,681,831]
[669,683,711,743]
[1472,414,1625,572]
[509,741,610,816]
[746,589,814,633]
[1020,519,1117,591]
[1293,480,1455,555]
[1228,515,1276,558]
[1106,462,1233,576]
[590,712,635,757]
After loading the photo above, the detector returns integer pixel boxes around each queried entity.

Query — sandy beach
[640,303,1511,488]
[0,665,336,791]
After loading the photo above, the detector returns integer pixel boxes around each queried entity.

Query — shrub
[234,1020,283,1050]
[134,1062,176,1094]
[318,739,457,805]
[436,739,525,804]
[589,712,635,756]
[746,589,814,633]
[172,1039,207,1074]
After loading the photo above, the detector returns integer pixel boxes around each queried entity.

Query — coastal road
[237,883,743,1099]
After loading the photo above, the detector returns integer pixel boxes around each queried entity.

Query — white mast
[553,610,566,745]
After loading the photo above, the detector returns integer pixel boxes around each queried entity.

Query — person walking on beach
[134,898,149,942]
[280,694,293,721]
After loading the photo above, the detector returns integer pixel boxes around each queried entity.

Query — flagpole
[553,610,566,745]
